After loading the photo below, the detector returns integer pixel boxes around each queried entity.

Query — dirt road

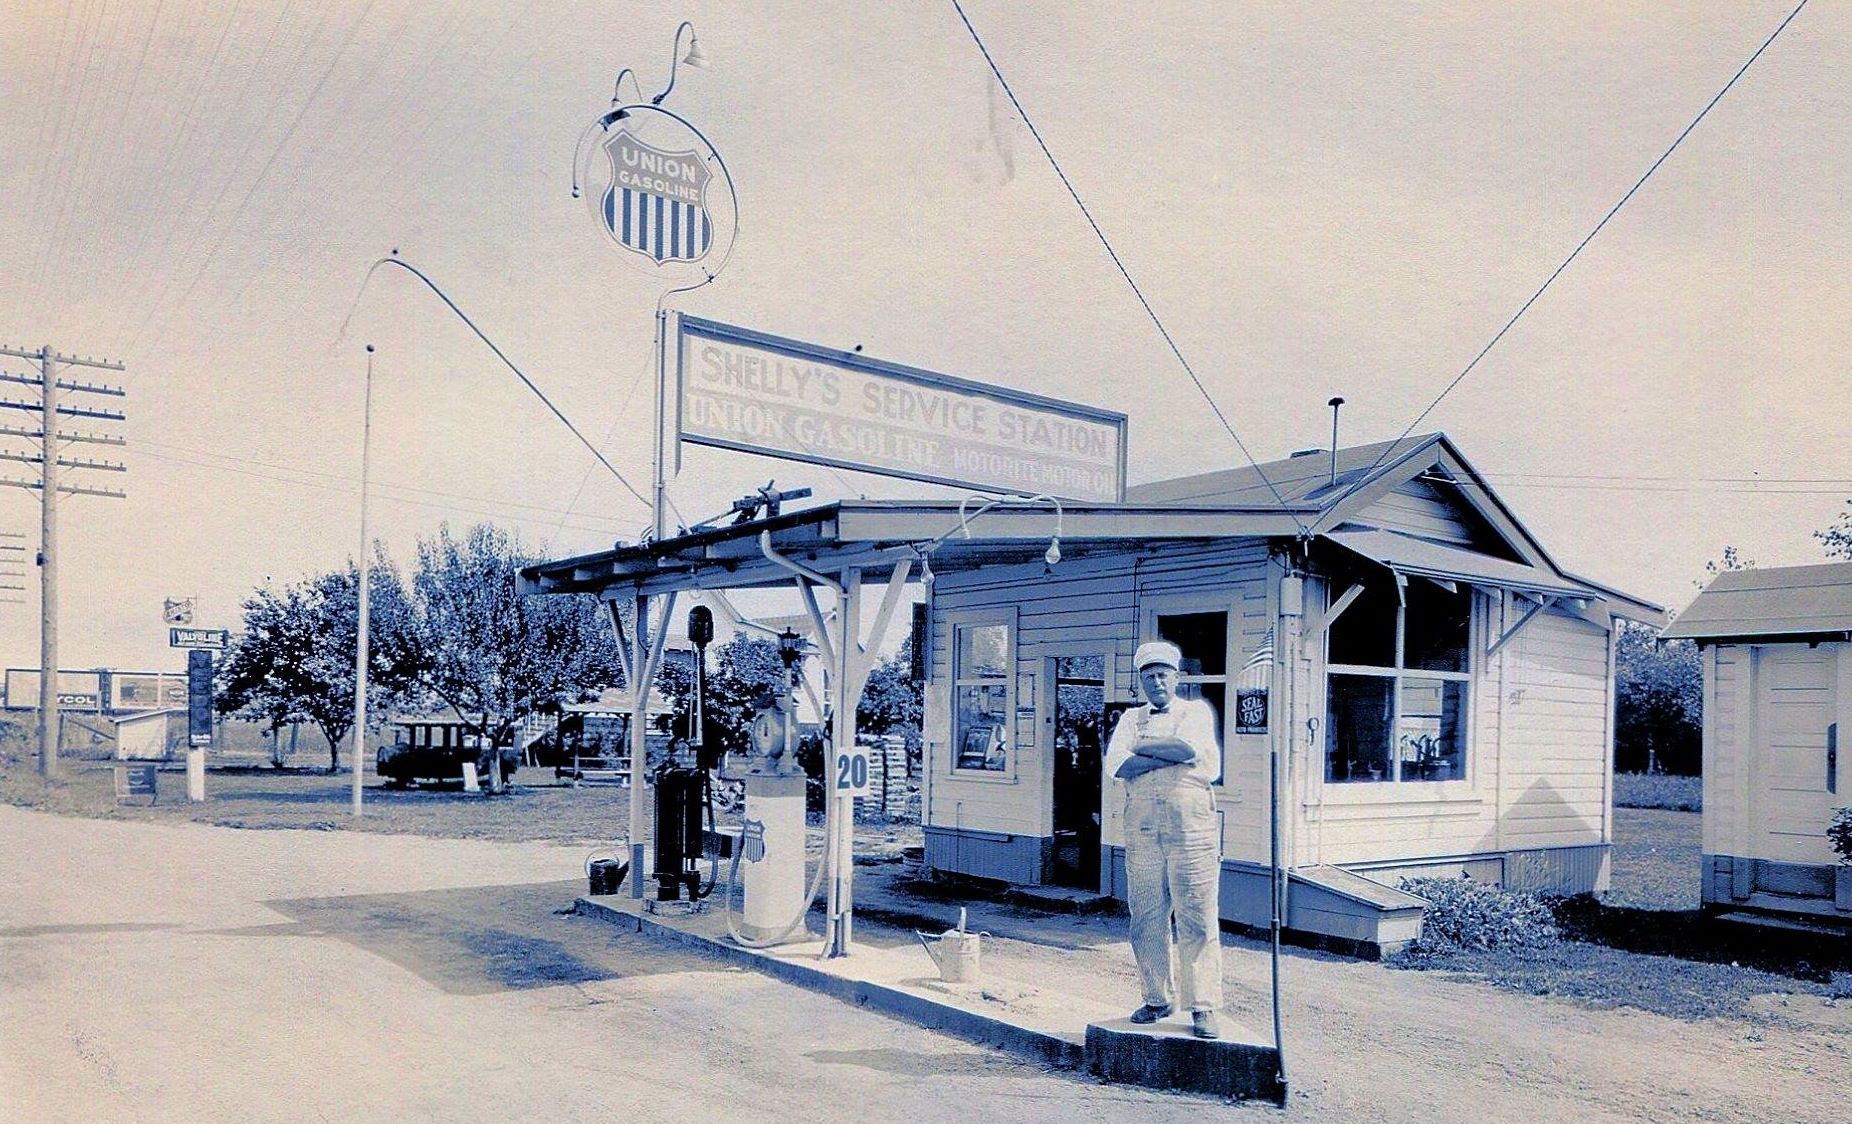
[3,805,1844,1122]
[0,807,1197,1122]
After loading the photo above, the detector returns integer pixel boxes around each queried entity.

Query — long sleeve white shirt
[1102,695,1222,789]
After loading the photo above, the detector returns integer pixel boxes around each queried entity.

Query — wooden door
[1752,646,1838,871]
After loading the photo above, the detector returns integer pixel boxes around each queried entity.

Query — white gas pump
[721,631,825,947]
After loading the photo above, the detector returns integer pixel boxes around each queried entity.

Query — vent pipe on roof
[1327,397,1345,488]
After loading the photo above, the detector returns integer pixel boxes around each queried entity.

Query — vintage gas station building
[523,432,1661,953]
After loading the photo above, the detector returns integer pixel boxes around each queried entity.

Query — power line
[1332,0,1814,513]
[341,255,654,511]
[947,0,1306,533]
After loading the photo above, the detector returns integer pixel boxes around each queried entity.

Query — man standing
[1103,640,1224,1039]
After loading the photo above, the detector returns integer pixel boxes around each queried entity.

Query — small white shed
[1664,562,1852,919]
[115,708,181,760]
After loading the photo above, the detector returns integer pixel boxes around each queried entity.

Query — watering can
[916,907,988,983]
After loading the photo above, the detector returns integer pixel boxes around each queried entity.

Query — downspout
[759,530,843,593]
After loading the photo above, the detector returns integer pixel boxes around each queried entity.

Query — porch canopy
[518,498,1315,599]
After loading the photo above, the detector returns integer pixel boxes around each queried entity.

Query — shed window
[1325,574,1472,784]
[953,621,1011,772]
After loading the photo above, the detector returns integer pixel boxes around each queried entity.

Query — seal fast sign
[600,130,713,264]
[677,317,1127,503]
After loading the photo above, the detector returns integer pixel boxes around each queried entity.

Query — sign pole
[351,345,375,818]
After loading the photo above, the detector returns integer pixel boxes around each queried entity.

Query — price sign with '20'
[834,745,872,797]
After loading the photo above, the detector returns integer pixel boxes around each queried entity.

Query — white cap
[1132,640,1183,671]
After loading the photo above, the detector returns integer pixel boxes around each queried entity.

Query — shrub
[1829,807,1852,865]
[1400,875,1560,958]
[1613,772,1701,812]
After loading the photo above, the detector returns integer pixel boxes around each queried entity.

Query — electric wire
[1329,0,1814,514]
[134,443,629,534]
[137,0,382,357]
[132,436,635,523]
[102,0,249,354]
[117,0,303,354]
[339,255,653,511]
[948,0,1307,534]
[58,0,175,335]
[25,0,111,330]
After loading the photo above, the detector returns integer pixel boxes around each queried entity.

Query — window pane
[954,684,1009,771]
[1156,611,1227,676]
[1327,577,1397,668]
[1406,580,1472,673]
[1397,677,1466,781]
[1055,654,1105,685]
[1326,673,1393,783]
[957,623,1010,679]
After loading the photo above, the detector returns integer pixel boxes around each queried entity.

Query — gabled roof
[1662,562,1852,642]
[1130,432,1562,572]
[1127,434,1444,507]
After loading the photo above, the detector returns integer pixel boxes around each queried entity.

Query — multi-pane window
[1325,574,1472,784]
[1154,609,1229,784]
[952,620,1011,772]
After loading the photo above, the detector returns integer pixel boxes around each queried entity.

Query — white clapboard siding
[1356,479,1476,545]
[1499,608,1612,851]
[927,541,1271,854]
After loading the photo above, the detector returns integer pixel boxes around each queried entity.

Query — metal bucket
[587,858,629,896]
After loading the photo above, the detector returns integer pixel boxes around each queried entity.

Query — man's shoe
[1128,1003,1172,1025]
[1191,1011,1221,1039]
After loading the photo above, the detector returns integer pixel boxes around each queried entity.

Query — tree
[857,638,921,735]
[1817,500,1852,560]
[700,634,788,754]
[1613,621,1701,775]
[1698,546,1754,588]
[216,552,416,772]
[403,523,624,790]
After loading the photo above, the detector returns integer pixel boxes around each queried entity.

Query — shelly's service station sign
[677,317,1127,503]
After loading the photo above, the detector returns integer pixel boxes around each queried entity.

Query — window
[1325,573,1472,784]
[1154,608,1230,784]
[953,619,1011,772]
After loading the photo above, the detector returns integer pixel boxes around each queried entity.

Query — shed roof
[1662,561,1852,642]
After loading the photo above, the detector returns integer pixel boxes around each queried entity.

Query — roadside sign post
[185,648,213,802]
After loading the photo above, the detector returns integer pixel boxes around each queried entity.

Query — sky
[0,0,1847,675]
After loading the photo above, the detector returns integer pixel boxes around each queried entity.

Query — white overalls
[1104,696,1224,1013]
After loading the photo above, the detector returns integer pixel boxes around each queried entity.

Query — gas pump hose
[720,820,831,949]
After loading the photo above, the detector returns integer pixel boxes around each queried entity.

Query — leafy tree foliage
[215,553,417,772]
[1614,621,1701,775]
[404,524,624,786]
[1817,500,1852,560]
[857,638,921,735]
[699,634,788,754]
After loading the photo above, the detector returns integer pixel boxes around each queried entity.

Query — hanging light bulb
[919,549,934,589]
[1044,537,1061,568]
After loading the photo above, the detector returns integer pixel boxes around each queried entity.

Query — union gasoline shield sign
[578,106,733,281]
[599,130,713,264]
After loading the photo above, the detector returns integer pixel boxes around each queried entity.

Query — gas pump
[651,605,723,903]
[719,628,821,946]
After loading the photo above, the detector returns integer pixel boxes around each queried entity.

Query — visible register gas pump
[719,627,826,946]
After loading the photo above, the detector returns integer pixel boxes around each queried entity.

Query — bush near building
[1612,772,1702,812]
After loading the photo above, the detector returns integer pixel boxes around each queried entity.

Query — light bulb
[1044,538,1061,567]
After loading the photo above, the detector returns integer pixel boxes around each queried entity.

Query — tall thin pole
[351,345,375,817]
[1271,566,1302,1095]
[652,308,669,541]
[37,346,58,777]
[629,593,651,902]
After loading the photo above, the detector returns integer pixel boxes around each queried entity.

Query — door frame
[1039,643,1116,893]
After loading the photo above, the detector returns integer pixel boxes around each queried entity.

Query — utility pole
[0,343,127,777]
